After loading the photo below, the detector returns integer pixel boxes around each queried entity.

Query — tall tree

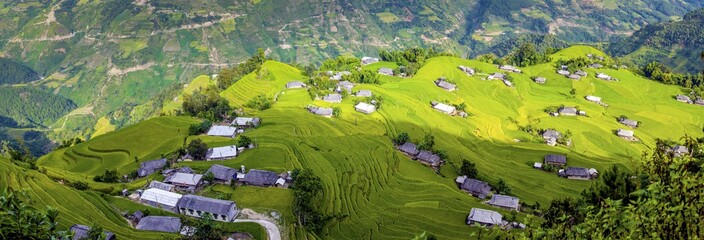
[0,190,66,239]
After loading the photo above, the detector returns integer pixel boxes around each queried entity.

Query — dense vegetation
[0,58,40,84]
[181,86,231,122]
[379,48,455,76]
[0,86,76,127]
[216,49,268,89]
[642,60,704,96]
[290,169,330,233]
[0,190,68,239]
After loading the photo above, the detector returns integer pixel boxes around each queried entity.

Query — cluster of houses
[557,66,588,80]
[534,154,598,180]
[453,176,524,229]
[458,65,475,76]
[541,129,569,147]
[676,94,704,106]
[396,142,443,168]
[206,117,261,139]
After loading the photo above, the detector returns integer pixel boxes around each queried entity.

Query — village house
[354,102,376,114]
[585,95,602,103]
[542,129,561,146]
[140,188,183,213]
[487,72,505,80]
[165,172,203,192]
[544,154,567,167]
[432,102,456,115]
[329,71,351,81]
[398,142,420,156]
[337,81,355,93]
[557,70,570,76]
[488,194,520,211]
[240,169,279,187]
[596,73,612,80]
[499,65,521,73]
[286,81,307,89]
[575,70,588,77]
[559,167,598,180]
[672,145,689,157]
[558,106,578,116]
[588,63,603,69]
[596,56,605,61]
[323,93,343,103]
[568,74,581,80]
[534,77,546,84]
[466,208,504,227]
[232,117,261,128]
[676,94,692,103]
[308,105,334,117]
[617,129,635,140]
[378,67,394,76]
[206,164,238,185]
[435,78,457,91]
[206,125,237,138]
[178,195,240,222]
[70,224,115,240]
[502,79,513,87]
[415,150,442,167]
[136,216,182,233]
[458,65,475,75]
[361,56,379,65]
[137,158,167,178]
[148,180,175,192]
[356,90,373,97]
[619,118,638,128]
[586,53,593,58]
[205,145,238,161]
[695,98,704,106]
[459,178,492,199]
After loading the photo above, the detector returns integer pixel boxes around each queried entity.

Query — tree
[291,169,330,233]
[189,213,223,240]
[417,133,435,151]
[236,135,252,148]
[332,107,342,118]
[392,132,410,145]
[187,139,208,160]
[494,178,511,195]
[570,88,576,96]
[87,223,106,240]
[0,190,67,239]
[460,159,478,178]
[202,172,215,185]
[93,169,119,183]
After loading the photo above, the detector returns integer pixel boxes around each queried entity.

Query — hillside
[33,46,704,239]
[0,86,76,127]
[609,8,704,73]
[1,0,703,143]
[0,58,41,84]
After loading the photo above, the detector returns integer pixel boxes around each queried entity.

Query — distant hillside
[609,8,704,73]
[0,58,40,84]
[0,86,76,127]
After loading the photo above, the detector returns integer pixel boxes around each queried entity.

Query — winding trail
[233,219,281,240]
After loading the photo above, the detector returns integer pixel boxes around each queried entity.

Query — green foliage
[493,178,512,195]
[642,61,704,93]
[392,132,410,145]
[460,159,478,178]
[93,169,120,183]
[69,181,90,191]
[332,107,342,118]
[379,48,455,76]
[504,43,552,67]
[57,137,83,149]
[0,58,40,84]
[244,94,273,111]
[0,86,76,127]
[87,223,107,240]
[187,139,208,160]
[202,172,215,184]
[182,86,231,122]
[188,120,212,135]
[580,165,638,206]
[344,70,381,84]
[187,213,224,240]
[236,135,252,147]
[291,169,330,233]
[417,133,435,151]
[320,56,360,71]
[475,54,502,65]
[556,57,591,72]
[217,49,267,89]
[0,190,67,239]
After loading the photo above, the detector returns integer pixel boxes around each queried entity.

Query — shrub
[69,181,90,190]
[244,95,273,110]
[392,132,410,145]
[187,139,208,160]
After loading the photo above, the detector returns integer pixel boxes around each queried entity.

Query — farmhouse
[619,118,638,128]
[329,71,351,81]
[137,158,167,178]
[206,164,238,184]
[488,194,520,211]
[558,106,578,116]
[544,154,567,167]
[695,98,704,106]
[433,103,456,115]
[286,81,307,89]
[466,208,503,227]
[136,216,182,233]
[487,72,505,80]
[140,188,183,213]
[206,125,237,138]
[542,129,562,140]
[557,70,570,76]
[361,56,379,65]
[617,129,635,139]
[308,106,334,117]
[323,93,343,103]
[337,81,355,93]
[672,145,689,157]
[459,178,492,199]
[354,102,377,114]
[148,180,175,192]
[240,169,278,187]
[559,167,597,180]
[534,77,546,84]
[458,65,475,75]
[676,94,692,103]
[568,74,581,80]
[356,90,372,97]
[596,73,612,80]
[416,150,442,167]
[575,70,588,77]
[232,117,261,128]
[70,224,115,240]
[435,79,457,91]
[588,63,603,69]
[378,67,394,76]
[502,79,513,87]
[165,172,203,192]
[205,145,238,160]
[178,195,240,222]
[398,142,420,156]
[585,95,602,103]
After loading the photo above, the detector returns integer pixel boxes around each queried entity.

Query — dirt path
[237,209,282,240]
[108,62,155,76]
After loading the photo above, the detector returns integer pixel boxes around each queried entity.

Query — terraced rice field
[220,61,307,107]
[162,75,213,114]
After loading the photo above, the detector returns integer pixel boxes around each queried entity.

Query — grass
[375,12,401,24]
[93,116,116,137]
[162,75,213,114]
[31,46,704,239]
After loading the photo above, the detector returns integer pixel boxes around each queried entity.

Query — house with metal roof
[240,169,278,187]
[458,66,475,75]
[148,180,175,192]
[617,129,635,138]
[356,90,372,97]
[307,105,334,117]
[596,72,612,80]
[378,67,394,76]
[619,119,638,128]
[534,77,546,84]
[336,81,355,93]
[206,125,237,138]
[559,167,597,180]
[136,216,182,233]
[354,102,376,114]
[415,150,442,167]
[140,188,183,213]
[558,106,578,116]
[286,81,307,89]
[466,208,503,227]
[557,70,570,76]
[568,74,581,80]
[575,70,588,76]
[232,117,261,128]
[398,142,420,156]
[165,173,203,192]
[137,158,167,178]
[207,164,238,184]
[672,145,689,157]
[206,145,238,161]
[433,103,456,115]
[361,57,379,65]
[487,72,505,80]
[542,129,562,140]
[676,94,692,103]
[488,194,520,211]
[435,79,456,91]
[70,224,115,240]
[695,98,704,106]
[585,95,602,103]
[178,195,240,222]
[460,178,492,199]
[544,154,567,166]
[323,93,343,103]
[499,65,521,73]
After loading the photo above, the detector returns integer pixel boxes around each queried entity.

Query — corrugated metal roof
[140,188,183,207]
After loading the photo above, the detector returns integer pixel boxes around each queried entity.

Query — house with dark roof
[137,158,167,178]
[488,194,520,211]
[336,81,355,93]
[575,70,588,77]
[397,142,420,156]
[240,169,278,187]
[459,178,492,199]
[619,119,638,128]
[557,70,570,76]
[534,77,546,84]
[70,224,115,240]
[323,93,343,103]
[178,195,240,222]
[676,94,692,103]
[136,216,182,233]
[165,173,203,192]
[695,98,704,106]
[542,129,561,140]
[435,79,456,91]
[559,167,597,180]
[356,90,372,97]
[232,117,261,128]
[544,154,567,167]
[466,208,503,227]
[568,74,581,80]
[286,81,307,89]
[148,180,175,192]
[672,145,689,157]
[588,63,603,69]
[487,72,505,80]
[558,106,578,116]
[308,105,334,117]
[206,164,238,185]
[415,150,442,167]
[361,57,379,65]
[378,67,394,76]
[458,66,475,75]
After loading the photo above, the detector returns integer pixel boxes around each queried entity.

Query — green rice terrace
[16,46,704,239]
